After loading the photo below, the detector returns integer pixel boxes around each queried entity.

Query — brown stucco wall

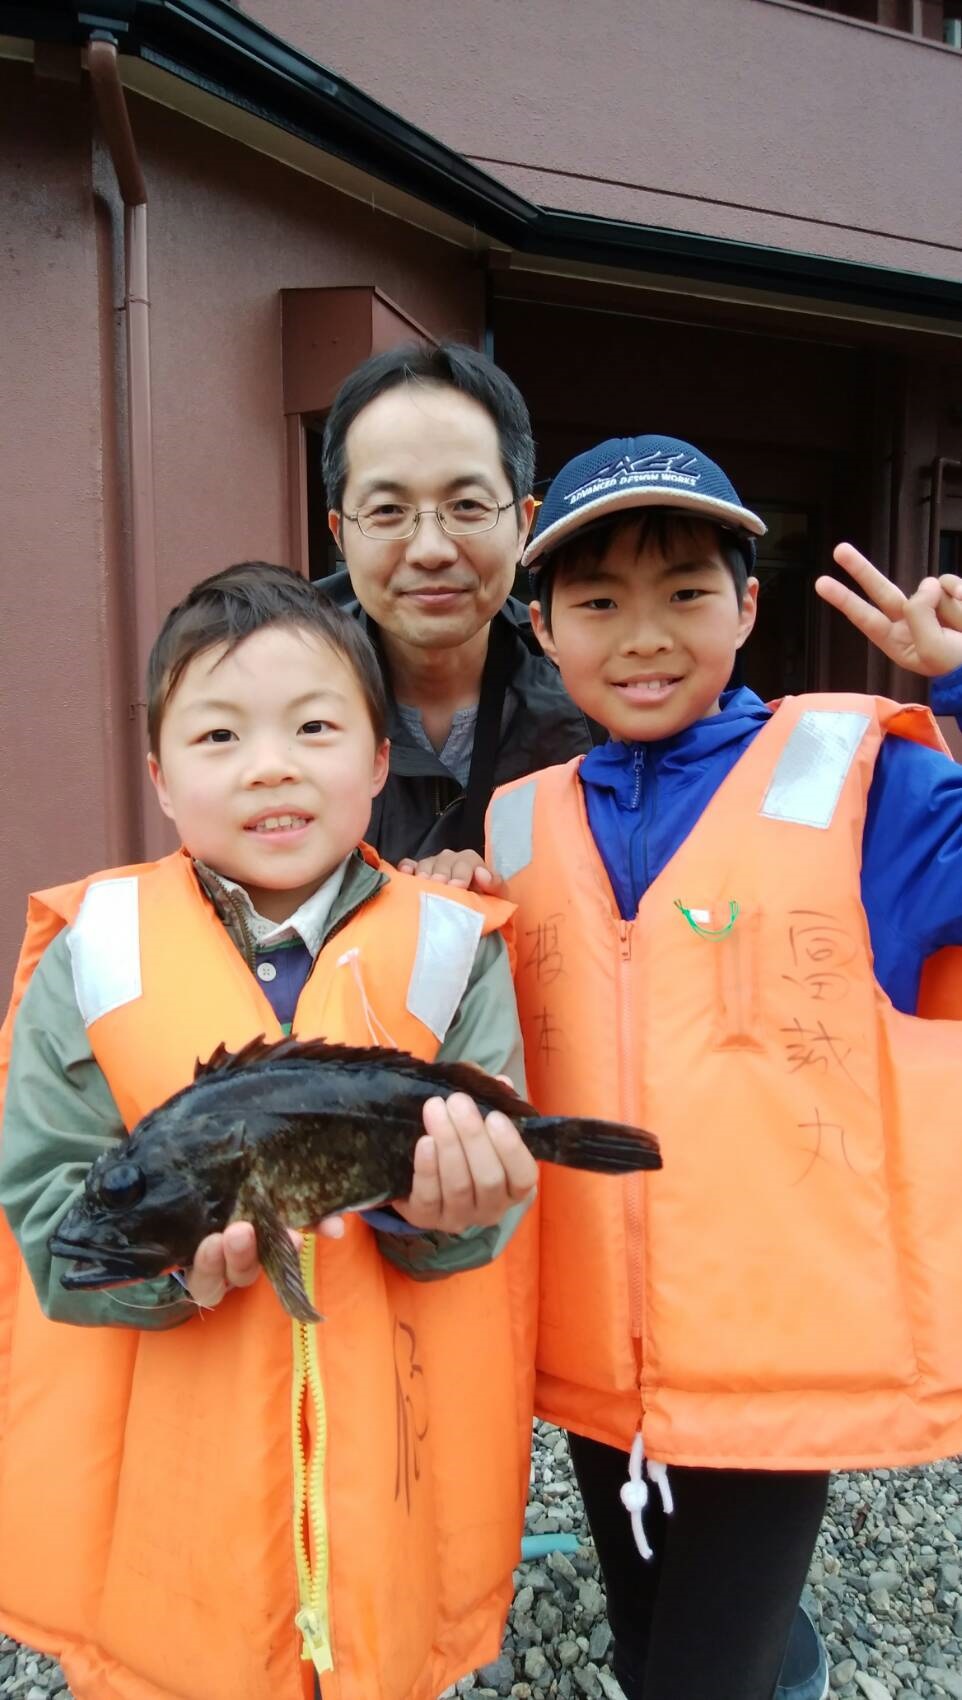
[0,56,483,987]
[247,0,962,279]
[131,89,483,592]
[0,66,121,990]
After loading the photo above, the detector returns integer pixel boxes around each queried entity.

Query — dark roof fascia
[529,210,962,321]
[8,0,962,322]
[14,0,537,240]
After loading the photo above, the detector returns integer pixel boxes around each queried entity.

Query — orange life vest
[0,848,537,1700]
[488,694,962,1471]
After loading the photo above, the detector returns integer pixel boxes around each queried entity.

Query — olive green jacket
[0,852,528,1330]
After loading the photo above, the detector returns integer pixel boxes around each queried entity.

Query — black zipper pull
[630,746,646,810]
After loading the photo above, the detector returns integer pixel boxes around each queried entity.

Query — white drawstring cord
[104,1286,211,1316]
[648,1457,674,1516]
[336,947,399,1049]
[619,1433,653,1560]
[619,1430,673,1560]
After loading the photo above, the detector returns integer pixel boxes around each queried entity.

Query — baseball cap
[523,434,766,573]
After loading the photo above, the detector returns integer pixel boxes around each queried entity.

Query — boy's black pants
[568,1432,829,1700]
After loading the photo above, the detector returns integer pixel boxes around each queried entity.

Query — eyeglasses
[343,498,515,542]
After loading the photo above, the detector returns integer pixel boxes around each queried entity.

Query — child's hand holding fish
[182,1085,538,1308]
[391,1088,537,1233]
[183,1215,345,1308]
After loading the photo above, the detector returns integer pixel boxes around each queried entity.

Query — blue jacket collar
[580,687,772,801]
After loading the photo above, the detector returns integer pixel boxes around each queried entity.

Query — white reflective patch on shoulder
[407,893,485,1043]
[66,877,143,1027]
[489,782,536,881]
[759,711,870,830]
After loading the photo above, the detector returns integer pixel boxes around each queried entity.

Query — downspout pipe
[86,31,161,857]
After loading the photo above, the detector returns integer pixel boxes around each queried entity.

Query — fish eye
[98,1161,146,1210]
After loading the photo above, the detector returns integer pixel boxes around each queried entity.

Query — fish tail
[522,1117,661,1175]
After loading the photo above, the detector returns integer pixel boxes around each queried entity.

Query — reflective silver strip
[759,710,870,830]
[407,893,484,1043]
[66,876,143,1027]
[488,781,536,881]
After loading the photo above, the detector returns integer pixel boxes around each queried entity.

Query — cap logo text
[564,449,701,507]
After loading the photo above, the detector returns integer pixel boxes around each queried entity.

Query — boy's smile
[532,522,758,744]
[148,625,389,921]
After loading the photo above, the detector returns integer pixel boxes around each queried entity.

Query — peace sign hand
[815,545,962,679]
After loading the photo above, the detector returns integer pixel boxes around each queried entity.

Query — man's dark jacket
[320,569,595,864]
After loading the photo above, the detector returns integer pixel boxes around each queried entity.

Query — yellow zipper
[291,1235,334,1676]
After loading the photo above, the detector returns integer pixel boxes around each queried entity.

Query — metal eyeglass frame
[342,499,515,541]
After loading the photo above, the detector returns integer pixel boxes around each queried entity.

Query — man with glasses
[320,343,595,864]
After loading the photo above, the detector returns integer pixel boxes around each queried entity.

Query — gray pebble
[596,1674,626,1700]
[477,1655,515,1694]
[572,1669,602,1698]
[577,1578,605,1619]
[523,1648,548,1682]
[852,1676,892,1700]
[588,1622,613,1662]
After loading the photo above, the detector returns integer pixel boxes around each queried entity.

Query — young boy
[483,437,962,1700]
[0,563,540,1700]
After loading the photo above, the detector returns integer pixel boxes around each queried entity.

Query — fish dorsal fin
[193,1034,292,1080]
[193,1034,338,1081]
[191,1036,536,1117]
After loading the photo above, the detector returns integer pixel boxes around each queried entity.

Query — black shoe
[774,1605,828,1700]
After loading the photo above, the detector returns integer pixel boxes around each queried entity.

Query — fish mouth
[48,1235,170,1288]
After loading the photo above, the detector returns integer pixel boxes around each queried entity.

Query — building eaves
[8,0,962,322]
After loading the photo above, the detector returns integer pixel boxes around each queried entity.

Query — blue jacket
[580,669,962,1016]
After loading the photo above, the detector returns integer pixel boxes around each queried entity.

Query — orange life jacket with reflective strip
[488,695,962,1470]
[0,848,537,1700]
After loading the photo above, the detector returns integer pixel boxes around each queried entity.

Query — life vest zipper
[628,745,654,910]
[291,1235,333,1677]
[618,922,646,1346]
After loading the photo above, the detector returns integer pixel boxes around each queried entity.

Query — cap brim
[524,486,767,572]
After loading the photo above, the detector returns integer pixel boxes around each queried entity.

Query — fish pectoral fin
[249,1196,323,1324]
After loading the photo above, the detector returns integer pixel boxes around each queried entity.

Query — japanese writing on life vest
[523,914,565,988]
[781,910,858,1006]
[523,913,567,1058]
[779,909,867,1182]
[794,1106,860,1182]
[394,1318,428,1513]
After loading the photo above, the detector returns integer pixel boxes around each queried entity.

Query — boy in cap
[474,437,962,1700]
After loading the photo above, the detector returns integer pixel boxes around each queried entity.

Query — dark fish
[49,1036,661,1321]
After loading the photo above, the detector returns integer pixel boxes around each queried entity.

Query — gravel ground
[3,1422,960,1699]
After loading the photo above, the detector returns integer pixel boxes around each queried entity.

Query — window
[742,506,820,701]
[790,0,960,42]
[304,420,344,583]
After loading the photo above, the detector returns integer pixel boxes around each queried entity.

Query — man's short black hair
[147,561,388,751]
[534,509,752,634]
[321,342,535,513]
